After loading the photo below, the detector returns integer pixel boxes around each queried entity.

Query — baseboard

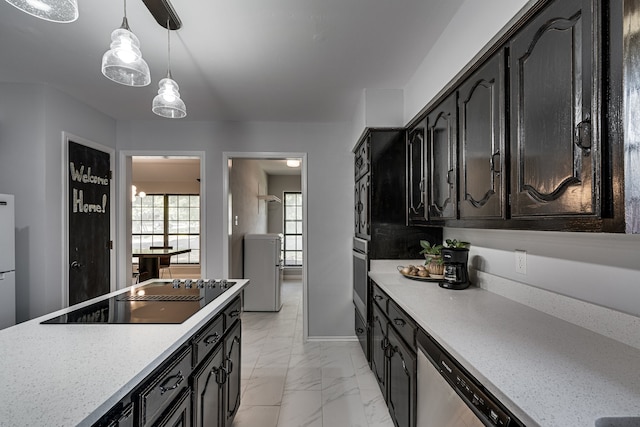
[306,336,358,342]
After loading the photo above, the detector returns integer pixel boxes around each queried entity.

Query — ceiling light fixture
[101,0,151,87]
[152,19,186,119]
[4,0,78,23]
[286,159,301,168]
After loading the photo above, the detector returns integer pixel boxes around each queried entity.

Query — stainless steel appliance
[353,236,369,358]
[441,248,470,290]
[352,237,368,318]
[0,194,15,330]
[243,233,283,311]
[417,329,523,427]
[41,279,236,324]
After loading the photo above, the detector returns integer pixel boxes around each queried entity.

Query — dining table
[132,248,192,279]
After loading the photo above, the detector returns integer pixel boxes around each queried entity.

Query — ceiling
[0,0,462,122]
[132,157,300,183]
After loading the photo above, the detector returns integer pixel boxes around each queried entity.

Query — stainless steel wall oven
[353,237,369,358]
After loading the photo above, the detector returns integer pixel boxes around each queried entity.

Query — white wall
[0,83,116,322]
[267,175,302,234]
[404,0,531,122]
[403,0,640,318]
[229,158,269,278]
[116,120,353,338]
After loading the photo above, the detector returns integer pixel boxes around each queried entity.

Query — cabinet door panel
[407,125,427,224]
[387,326,416,427]
[192,345,224,427]
[359,175,370,237]
[371,304,387,398]
[510,0,598,217]
[153,388,191,427]
[354,175,370,238]
[224,321,242,427]
[459,51,506,219]
[427,93,457,220]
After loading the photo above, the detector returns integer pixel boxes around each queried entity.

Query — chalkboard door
[68,141,111,306]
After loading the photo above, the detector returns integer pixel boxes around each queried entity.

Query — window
[283,192,303,266]
[132,194,200,264]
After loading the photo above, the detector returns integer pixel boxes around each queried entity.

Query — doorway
[222,152,308,340]
[117,151,206,288]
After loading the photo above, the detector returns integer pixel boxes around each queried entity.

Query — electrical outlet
[515,250,527,274]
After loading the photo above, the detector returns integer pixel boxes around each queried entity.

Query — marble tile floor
[232,279,394,427]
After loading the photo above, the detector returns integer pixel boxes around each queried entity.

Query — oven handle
[353,250,367,261]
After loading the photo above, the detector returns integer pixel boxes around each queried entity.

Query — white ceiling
[132,157,300,183]
[0,0,462,122]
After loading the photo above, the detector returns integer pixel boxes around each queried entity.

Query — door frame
[117,150,206,289]
[222,151,308,341]
[61,132,116,307]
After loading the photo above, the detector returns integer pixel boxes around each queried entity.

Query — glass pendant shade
[101,18,151,87]
[5,0,78,23]
[152,77,186,119]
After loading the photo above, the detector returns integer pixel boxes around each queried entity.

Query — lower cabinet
[371,282,417,427]
[386,326,416,427]
[223,321,242,427]
[190,318,242,427]
[137,346,193,427]
[371,304,387,399]
[153,387,192,427]
[191,344,224,427]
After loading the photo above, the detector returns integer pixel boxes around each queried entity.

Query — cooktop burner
[42,279,236,324]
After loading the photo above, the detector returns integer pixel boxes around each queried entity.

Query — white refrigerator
[243,234,283,311]
[0,194,16,329]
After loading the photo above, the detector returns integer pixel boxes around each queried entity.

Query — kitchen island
[0,278,248,426]
[370,263,640,427]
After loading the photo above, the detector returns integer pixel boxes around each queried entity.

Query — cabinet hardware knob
[490,151,501,174]
[393,318,406,327]
[204,332,220,346]
[575,115,592,155]
[159,371,184,395]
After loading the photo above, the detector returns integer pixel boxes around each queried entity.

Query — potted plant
[419,240,445,277]
[444,239,470,249]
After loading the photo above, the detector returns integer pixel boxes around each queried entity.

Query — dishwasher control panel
[418,328,523,427]
[439,354,510,426]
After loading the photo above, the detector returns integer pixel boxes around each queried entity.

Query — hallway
[233,280,394,427]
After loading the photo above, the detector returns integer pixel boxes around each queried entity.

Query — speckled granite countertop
[369,267,640,427]
[0,279,248,427]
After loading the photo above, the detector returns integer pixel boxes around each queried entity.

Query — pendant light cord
[166,18,172,79]
[121,0,130,30]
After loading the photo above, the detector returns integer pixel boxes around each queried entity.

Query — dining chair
[149,246,173,278]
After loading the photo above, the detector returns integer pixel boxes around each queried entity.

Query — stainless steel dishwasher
[417,329,523,427]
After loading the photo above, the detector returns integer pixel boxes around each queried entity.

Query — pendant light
[101,0,151,87]
[152,19,186,119]
[4,0,78,23]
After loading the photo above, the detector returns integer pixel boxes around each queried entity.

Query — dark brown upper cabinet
[427,93,458,220]
[509,0,600,218]
[458,50,506,219]
[354,174,370,237]
[406,123,428,225]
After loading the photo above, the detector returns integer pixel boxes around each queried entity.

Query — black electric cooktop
[42,279,236,324]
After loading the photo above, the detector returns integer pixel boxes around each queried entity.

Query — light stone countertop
[0,279,248,427]
[369,264,640,427]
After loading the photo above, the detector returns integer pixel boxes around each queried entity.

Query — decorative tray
[399,272,442,282]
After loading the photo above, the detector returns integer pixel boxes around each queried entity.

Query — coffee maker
[439,248,470,290]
